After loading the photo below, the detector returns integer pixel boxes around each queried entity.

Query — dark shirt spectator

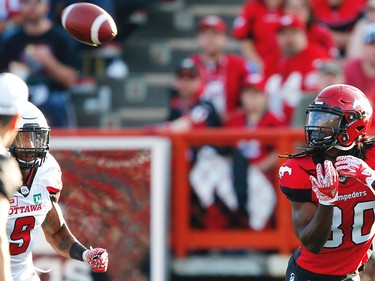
[0,0,80,127]
[165,58,221,131]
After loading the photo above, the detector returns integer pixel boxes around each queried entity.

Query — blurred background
[1,0,375,280]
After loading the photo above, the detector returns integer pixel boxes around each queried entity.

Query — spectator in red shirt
[191,15,249,123]
[284,0,338,57]
[316,59,344,91]
[164,58,221,131]
[266,14,331,125]
[291,59,344,128]
[226,74,284,229]
[310,0,366,56]
[227,74,285,175]
[344,23,375,112]
[232,0,284,74]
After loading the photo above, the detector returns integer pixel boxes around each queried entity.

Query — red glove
[335,155,375,192]
[310,160,339,206]
[83,247,108,273]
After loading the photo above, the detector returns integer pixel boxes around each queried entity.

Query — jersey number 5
[9,216,36,255]
[325,202,375,248]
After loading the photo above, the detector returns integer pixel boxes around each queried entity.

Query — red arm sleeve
[232,1,256,39]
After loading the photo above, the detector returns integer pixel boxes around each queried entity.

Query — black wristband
[69,242,87,261]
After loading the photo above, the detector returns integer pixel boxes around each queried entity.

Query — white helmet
[10,102,50,169]
[0,73,28,116]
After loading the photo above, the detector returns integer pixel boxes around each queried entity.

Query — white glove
[335,155,375,192]
[83,247,108,273]
[310,160,339,206]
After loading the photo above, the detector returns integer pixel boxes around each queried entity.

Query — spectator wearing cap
[164,59,232,231]
[291,59,344,128]
[164,58,221,131]
[310,0,366,57]
[344,22,375,112]
[265,14,331,125]
[316,59,344,90]
[226,74,284,230]
[284,0,338,58]
[232,0,284,74]
[190,15,250,123]
[226,74,282,128]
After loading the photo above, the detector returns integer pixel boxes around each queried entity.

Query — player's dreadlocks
[280,136,375,160]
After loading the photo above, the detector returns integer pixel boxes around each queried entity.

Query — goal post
[34,135,171,281]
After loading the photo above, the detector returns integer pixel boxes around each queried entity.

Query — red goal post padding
[169,128,304,257]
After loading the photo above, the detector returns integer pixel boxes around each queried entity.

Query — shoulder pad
[279,157,315,190]
[279,157,315,202]
[37,154,63,193]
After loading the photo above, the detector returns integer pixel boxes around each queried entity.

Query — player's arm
[42,198,108,272]
[290,200,333,254]
[283,160,338,254]
[0,195,11,281]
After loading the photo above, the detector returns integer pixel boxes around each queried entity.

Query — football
[61,3,117,46]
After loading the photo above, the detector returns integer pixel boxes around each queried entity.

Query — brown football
[61,3,117,46]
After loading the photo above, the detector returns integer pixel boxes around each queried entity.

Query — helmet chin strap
[333,133,365,151]
[333,143,356,151]
[333,139,358,151]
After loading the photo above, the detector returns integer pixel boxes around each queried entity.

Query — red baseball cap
[242,74,266,92]
[198,15,227,33]
[277,14,306,32]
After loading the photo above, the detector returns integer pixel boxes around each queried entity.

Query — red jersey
[190,53,249,118]
[226,110,285,165]
[266,43,330,83]
[266,43,331,124]
[279,148,375,275]
[307,23,338,57]
[343,59,375,112]
[311,0,365,31]
[232,0,283,68]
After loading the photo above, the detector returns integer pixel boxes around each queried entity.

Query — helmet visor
[305,111,343,148]
[306,111,342,127]
[13,130,48,149]
[12,130,49,168]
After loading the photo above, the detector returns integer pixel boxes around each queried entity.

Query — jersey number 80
[325,202,375,248]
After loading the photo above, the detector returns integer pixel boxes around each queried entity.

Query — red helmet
[305,84,373,150]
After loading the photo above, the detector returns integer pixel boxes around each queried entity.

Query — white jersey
[6,153,63,281]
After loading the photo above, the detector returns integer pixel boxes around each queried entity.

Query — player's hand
[83,247,108,273]
[310,160,339,206]
[335,155,375,191]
